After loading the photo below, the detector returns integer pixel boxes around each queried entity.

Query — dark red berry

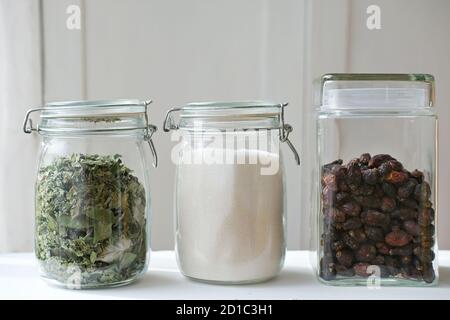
[385,230,412,247]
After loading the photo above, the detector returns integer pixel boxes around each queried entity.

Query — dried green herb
[35,154,147,288]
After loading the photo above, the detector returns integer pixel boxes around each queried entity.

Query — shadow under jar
[164,101,300,284]
[316,74,438,286]
[23,99,158,289]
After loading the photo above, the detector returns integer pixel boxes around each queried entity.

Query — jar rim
[321,73,435,82]
[182,100,286,110]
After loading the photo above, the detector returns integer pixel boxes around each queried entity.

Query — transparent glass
[30,100,153,289]
[173,116,287,284]
[315,74,438,286]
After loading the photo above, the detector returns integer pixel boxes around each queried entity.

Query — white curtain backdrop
[0,0,41,252]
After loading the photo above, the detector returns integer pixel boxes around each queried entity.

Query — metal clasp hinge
[23,107,44,134]
[144,100,158,168]
[279,102,300,165]
[163,107,182,132]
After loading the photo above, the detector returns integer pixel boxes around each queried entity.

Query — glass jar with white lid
[316,74,438,286]
[23,99,157,289]
[164,101,300,284]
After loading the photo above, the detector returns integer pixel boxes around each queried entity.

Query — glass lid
[23,99,159,167]
[23,99,153,134]
[163,100,301,165]
[163,101,287,131]
[317,73,435,111]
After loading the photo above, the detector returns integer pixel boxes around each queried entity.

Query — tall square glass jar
[316,74,438,286]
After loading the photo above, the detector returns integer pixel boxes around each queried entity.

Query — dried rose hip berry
[322,159,343,173]
[339,181,350,192]
[385,230,412,247]
[385,171,409,185]
[324,207,346,223]
[360,153,371,165]
[373,185,385,198]
[400,255,413,266]
[419,228,435,248]
[348,228,367,243]
[382,182,397,198]
[376,242,391,255]
[335,264,356,277]
[421,264,436,284]
[371,255,385,265]
[384,160,404,172]
[362,210,390,227]
[403,220,420,236]
[346,159,362,187]
[362,168,379,185]
[378,163,392,178]
[412,257,424,270]
[390,208,417,220]
[414,247,435,263]
[353,195,382,209]
[336,192,350,203]
[399,198,419,210]
[384,256,401,268]
[355,244,377,262]
[410,169,424,183]
[368,154,394,168]
[320,258,336,281]
[397,179,418,199]
[377,265,391,278]
[380,196,396,212]
[378,160,403,178]
[359,184,375,196]
[389,244,413,256]
[332,240,345,252]
[343,218,362,230]
[414,182,431,203]
[322,186,336,207]
[418,207,433,226]
[365,226,385,242]
[322,173,338,191]
[340,201,361,217]
[353,262,371,277]
[342,233,359,250]
[332,165,347,179]
[336,249,354,267]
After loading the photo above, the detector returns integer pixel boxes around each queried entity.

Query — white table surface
[1,251,449,300]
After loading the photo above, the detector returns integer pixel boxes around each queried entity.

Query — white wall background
[0,0,449,252]
[0,0,41,252]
